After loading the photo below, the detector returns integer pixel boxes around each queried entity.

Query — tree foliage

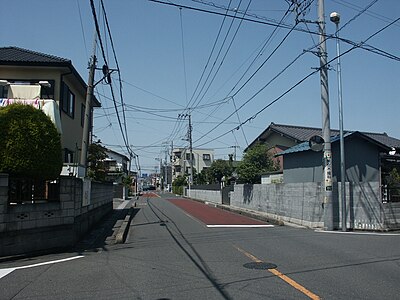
[0,104,62,180]
[87,140,108,181]
[172,174,187,195]
[206,159,233,183]
[236,142,277,184]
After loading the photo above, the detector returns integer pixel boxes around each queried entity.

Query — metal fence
[382,186,400,203]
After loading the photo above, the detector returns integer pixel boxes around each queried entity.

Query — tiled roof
[266,123,400,149]
[270,123,339,141]
[0,46,70,65]
[277,132,393,156]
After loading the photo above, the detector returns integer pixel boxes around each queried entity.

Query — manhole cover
[243,262,277,270]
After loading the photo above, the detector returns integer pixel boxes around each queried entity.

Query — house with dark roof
[0,46,101,165]
[278,131,397,183]
[247,122,400,173]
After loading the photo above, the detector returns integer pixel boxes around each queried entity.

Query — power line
[189,0,246,110]
[195,15,400,147]
[193,18,300,144]
[186,0,233,110]
[100,0,130,150]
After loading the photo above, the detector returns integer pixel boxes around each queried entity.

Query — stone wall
[0,174,113,257]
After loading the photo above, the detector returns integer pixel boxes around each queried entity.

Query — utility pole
[318,0,334,230]
[80,36,97,176]
[230,145,239,161]
[179,114,193,194]
[164,147,168,192]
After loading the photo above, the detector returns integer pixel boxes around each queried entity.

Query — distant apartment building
[172,147,214,181]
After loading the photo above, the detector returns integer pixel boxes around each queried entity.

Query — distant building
[104,148,131,199]
[104,149,129,180]
[172,148,214,181]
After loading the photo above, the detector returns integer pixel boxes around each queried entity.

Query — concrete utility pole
[80,38,97,175]
[164,149,168,191]
[179,114,193,194]
[188,114,193,192]
[318,0,334,230]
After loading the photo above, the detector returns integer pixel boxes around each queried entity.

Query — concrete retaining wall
[186,189,222,204]
[231,183,324,228]
[0,174,113,257]
[186,181,400,230]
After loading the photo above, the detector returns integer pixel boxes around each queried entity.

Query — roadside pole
[80,36,97,175]
[318,0,334,230]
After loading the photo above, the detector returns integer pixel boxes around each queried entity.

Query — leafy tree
[236,142,277,184]
[0,104,62,180]
[207,159,233,183]
[387,168,400,188]
[194,168,208,185]
[172,175,187,195]
[87,140,108,181]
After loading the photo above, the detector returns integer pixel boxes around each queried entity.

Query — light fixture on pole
[330,11,346,231]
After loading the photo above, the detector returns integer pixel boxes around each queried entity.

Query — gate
[222,185,234,205]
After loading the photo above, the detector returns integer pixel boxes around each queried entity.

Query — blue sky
[3,0,399,172]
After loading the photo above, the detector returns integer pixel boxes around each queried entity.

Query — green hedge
[0,104,62,180]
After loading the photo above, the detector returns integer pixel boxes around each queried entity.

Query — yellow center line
[234,246,321,300]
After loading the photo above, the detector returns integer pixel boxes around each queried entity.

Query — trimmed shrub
[0,104,62,180]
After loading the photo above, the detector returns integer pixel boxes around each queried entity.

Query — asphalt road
[0,192,399,299]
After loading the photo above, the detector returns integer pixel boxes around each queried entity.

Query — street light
[330,11,346,231]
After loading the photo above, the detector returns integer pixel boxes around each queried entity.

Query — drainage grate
[243,262,277,270]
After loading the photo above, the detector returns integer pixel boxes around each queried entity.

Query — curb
[115,202,136,244]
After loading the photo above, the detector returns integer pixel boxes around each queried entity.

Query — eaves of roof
[276,131,392,157]
[0,47,101,107]
[247,122,400,152]
[106,148,130,161]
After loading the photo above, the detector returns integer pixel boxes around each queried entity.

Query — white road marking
[207,224,274,228]
[0,268,14,279]
[315,230,400,236]
[0,255,84,280]
[117,200,131,210]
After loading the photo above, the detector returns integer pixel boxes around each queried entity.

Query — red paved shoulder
[168,198,268,226]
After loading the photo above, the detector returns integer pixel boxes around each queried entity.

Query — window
[61,82,75,118]
[0,85,7,98]
[175,166,181,173]
[64,148,74,163]
[174,152,181,159]
[81,104,86,127]
[0,79,55,99]
[186,153,194,161]
[203,153,211,161]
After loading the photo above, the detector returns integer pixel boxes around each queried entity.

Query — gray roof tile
[0,46,70,64]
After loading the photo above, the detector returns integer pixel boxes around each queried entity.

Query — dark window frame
[81,103,85,127]
[61,82,75,118]
[203,153,211,161]
[64,148,74,163]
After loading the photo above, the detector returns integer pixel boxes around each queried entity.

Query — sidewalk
[74,197,137,252]
[0,197,137,263]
